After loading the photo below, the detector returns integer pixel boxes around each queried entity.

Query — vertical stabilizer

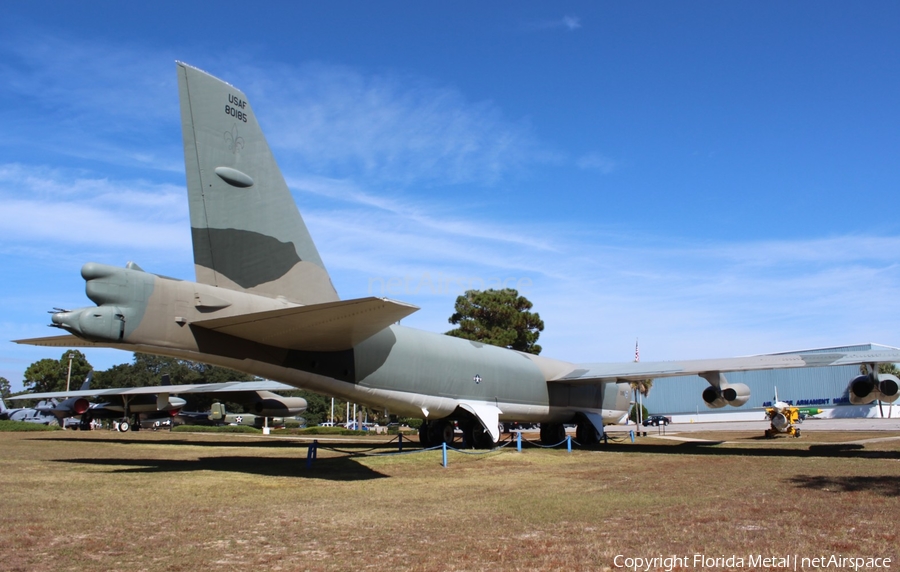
[177,62,339,305]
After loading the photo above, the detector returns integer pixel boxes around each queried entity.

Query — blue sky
[3,2,899,391]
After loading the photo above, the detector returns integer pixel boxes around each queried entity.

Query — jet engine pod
[849,373,900,405]
[702,382,750,409]
[879,373,900,403]
[55,396,90,416]
[702,386,728,409]
[721,383,750,407]
[251,394,308,417]
[72,398,90,415]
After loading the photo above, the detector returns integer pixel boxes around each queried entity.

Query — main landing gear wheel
[575,418,599,445]
[419,419,455,447]
[540,423,566,445]
[418,422,431,447]
[119,420,130,432]
[466,423,497,449]
[429,419,454,445]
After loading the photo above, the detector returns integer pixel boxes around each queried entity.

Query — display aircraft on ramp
[15,62,900,448]
[0,397,66,426]
[10,375,307,432]
[1,372,95,427]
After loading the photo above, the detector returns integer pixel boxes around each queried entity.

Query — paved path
[605,417,900,433]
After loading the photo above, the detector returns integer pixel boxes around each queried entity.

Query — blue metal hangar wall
[641,344,897,421]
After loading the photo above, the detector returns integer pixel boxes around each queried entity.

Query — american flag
[634,339,640,362]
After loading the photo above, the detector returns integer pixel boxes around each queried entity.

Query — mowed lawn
[1,429,899,571]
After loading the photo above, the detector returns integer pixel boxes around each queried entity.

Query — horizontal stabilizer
[192,297,419,351]
[9,380,299,401]
[14,334,107,348]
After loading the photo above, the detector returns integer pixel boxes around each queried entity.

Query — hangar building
[639,343,900,422]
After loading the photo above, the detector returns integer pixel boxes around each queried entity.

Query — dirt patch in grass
[1,430,898,571]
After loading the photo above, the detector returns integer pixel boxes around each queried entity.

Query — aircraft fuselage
[51,263,631,425]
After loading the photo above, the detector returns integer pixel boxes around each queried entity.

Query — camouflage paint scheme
[17,63,900,445]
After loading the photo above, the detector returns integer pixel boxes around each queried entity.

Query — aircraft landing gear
[575,417,599,445]
[418,419,454,448]
[540,423,566,445]
[460,421,498,449]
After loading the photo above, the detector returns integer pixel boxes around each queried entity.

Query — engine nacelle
[53,397,91,416]
[249,392,307,417]
[702,382,751,409]
[848,373,900,405]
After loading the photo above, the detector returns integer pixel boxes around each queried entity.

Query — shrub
[400,418,423,429]
[0,420,60,432]
[172,425,261,434]
[629,404,649,424]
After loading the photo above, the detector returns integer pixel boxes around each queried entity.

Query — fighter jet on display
[0,398,64,426]
[9,375,307,432]
[15,62,900,448]
[1,372,95,427]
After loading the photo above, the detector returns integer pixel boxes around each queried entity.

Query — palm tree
[629,379,654,425]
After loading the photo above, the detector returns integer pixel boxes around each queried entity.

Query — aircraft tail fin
[78,371,93,392]
[176,62,339,305]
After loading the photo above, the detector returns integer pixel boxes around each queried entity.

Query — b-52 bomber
[16,62,900,448]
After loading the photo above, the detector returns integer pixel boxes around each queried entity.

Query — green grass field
[1,429,898,571]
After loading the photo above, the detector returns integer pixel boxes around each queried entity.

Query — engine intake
[702,382,750,409]
[848,373,900,405]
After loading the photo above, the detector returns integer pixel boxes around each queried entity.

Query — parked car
[642,415,672,427]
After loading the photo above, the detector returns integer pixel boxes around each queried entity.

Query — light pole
[63,352,74,431]
[65,352,74,394]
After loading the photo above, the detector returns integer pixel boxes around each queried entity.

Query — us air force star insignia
[235,416,243,424]
[473,374,482,384]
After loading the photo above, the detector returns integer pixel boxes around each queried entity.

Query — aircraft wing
[8,380,299,401]
[191,296,419,351]
[555,346,900,384]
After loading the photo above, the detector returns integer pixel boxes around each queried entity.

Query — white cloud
[290,174,556,251]
[0,163,189,252]
[240,63,548,187]
[523,16,583,32]
[286,175,900,365]
[577,152,617,174]
[562,16,582,31]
